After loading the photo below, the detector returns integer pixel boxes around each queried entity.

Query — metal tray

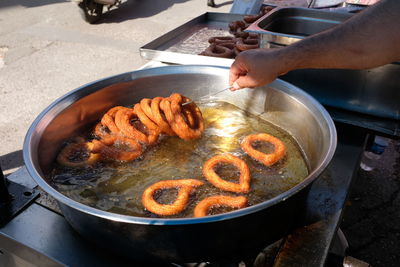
[140,12,243,67]
[246,7,353,47]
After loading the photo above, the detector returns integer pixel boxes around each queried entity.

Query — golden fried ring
[194,195,248,217]
[203,154,251,193]
[91,135,143,161]
[201,44,233,58]
[139,98,154,119]
[114,108,159,145]
[150,97,176,136]
[134,103,161,132]
[236,38,259,51]
[142,179,204,216]
[161,93,205,140]
[101,106,128,135]
[94,122,110,139]
[240,133,286,166]
[57,141,100,167]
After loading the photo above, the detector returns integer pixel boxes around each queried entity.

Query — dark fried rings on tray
[142,179,204,216]
[203,154,251,193]
[241,133,286,166]
[201,44,233,58]
[235,38,260,51]
[194,195,248,217]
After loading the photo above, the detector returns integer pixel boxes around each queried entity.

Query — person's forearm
[280,0,400,73]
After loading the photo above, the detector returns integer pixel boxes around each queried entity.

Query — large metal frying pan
[23,65,336,262]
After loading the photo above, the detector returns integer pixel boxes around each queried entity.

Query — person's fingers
[229,81,241,91]
[229,62,244,86]
[233,73,260,89]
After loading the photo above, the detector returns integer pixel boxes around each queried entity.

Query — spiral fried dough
[94,122,110,139]
[57,141,100,167]
[161,93,204,140]
[241,133,286,166]
[194,195,248,217]
[91,135,143,161]
[139,98,155,120]
[142,179,204,216]
[114,108,159,145]
[150,97,176,136]
[203,154,251,193]
[134,103,160,132]
[101,106,128,135]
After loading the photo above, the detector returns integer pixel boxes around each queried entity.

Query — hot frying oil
[51,101,309,218]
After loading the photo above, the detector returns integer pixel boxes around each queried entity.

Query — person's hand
[229,48,287,91]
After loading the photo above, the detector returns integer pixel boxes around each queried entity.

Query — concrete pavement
[0,0,231,175]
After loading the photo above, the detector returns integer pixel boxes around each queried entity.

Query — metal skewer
[182,86,232,106]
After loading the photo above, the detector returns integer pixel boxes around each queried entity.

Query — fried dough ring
[218,42,236,50]
[57,141,100,167]
[194,195,248,217]
[234,28,249,39]
[91,135,143,161]
[201,44,233,58]
[236,38,259,51]
[208,36,237,44]
[150,97,176,136]
[243,13,263,23]
[114,108,159,145]
[229,20,246,32]
[142,179,204,216]
[101,106,128,135]
[160,93,205,140]
[139,98,154,119]
[94,122,110,139]
[134,103,160,132]
[203,154,251,193]
[241,133,286,166]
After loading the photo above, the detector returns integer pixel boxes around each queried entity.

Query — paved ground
[1,1,400,266]
[341,138,400,267]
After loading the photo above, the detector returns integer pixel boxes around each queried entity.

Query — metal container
[246,7,353,47]
[23,65,336,262]
[246,7,400,121]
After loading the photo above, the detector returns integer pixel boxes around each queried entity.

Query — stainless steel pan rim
[23,65,336,226]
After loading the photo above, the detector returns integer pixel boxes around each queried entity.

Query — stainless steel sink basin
[247,7,353,47]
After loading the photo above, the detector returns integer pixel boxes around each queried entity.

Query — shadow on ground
[0,150,24,175]
[0,0,67,9]
[100,0,232,23]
